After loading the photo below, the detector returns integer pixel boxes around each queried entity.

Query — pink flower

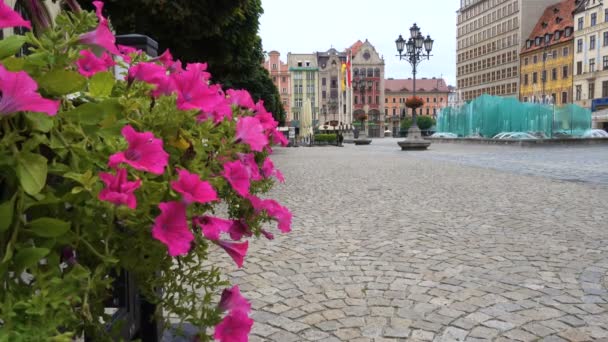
[272,129,289,147]
[78,2,120,56]
[227,89,255,109]
[254,101,278,131]
[237,153,262,181]
[260,229,275,240]
[227,220,252,241]
[213,310,253,342]
[218,286,251,313]
[0,1,31,29]
[261,158,285,183]
[117,45,140,63]
[76,49,115,77]
[194,216,234,241]
[151,201,193,257]
[216,240,248,268]
[98,168,141,209]
[128,62,175,97]
[171,169,218,204]
[249,196,292,233]
[235,117,268,152]
[0,65,59,117]
[157,49,174,67]
[108,125,169,175]
[222,161,250,197]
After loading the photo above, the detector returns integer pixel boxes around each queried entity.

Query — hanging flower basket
[405,96,424,109]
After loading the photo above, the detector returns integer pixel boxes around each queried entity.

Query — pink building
[263,51,291,123]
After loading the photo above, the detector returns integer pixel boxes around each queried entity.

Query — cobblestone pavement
[212,140,608,342]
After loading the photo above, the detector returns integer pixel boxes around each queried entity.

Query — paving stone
[468,326,499,339]
[334,328,362,340]
[411,329,435,341]
[383,326,410,338]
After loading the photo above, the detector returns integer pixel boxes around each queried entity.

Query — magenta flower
[271,129,289,147]
[0,65,60,117]
[157,49,174,67]
[117,44,140,64]
[0,1,31,29]
[151,201,194,257]
[108,125,169,175]
[171,169,218,204]
[194,216,234,241]
[98,168,141,209]
[78,2,120,56]
[213,310,253,342]
[237,153,262,181]
[254,101,279,131]
[92,1,106,23]
[222,161,251,197]
[260,229,275,240]
[216,240,248,268]
[227,220,252,241]
[76,49,115,77]
[218,286,251,313]
[227,89,255,110]
[249,196,292,233]
[261,158,285,183]
[235,117,268,152]
[128,62,175,97]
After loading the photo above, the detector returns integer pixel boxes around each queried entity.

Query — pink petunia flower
[227,220,252,241]
[213,310,253,342]
[151,201,194,257]
[222,160,251,197]
[226,89,255,110]
[98,168,141,209]
[260,229,275,240]
[108,125,169,175]
[237,153,262,181]
[76,49,115,77]
[0,1,31,29]
[261,158,285,183]
[92,1,106,23]
[254,101,279,131]
[128,61,175,97]
[78,2,120,56]
[0,65,60,117]
[171,169,218,204]
[194,216,234,241]
[218,285,251,313]
[216,240,248,268]
[248,196,292,233]
[235,116,268,152]
[157,49,174,68]
[271,129,289,147]
[117,44,140,64]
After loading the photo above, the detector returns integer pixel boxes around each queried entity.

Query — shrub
[416,115,436,130]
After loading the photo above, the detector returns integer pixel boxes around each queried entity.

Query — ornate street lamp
[395,23,434,150]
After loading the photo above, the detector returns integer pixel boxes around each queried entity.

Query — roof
[384,78,449,93]
[522,0,575,54]
[350,40,363,57]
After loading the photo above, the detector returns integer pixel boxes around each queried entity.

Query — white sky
[259,0,458,86]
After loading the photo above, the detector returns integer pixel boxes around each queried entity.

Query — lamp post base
[397,125,430,150]
[354,131,372,145]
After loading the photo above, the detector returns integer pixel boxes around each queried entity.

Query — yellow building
[519,0,575,104]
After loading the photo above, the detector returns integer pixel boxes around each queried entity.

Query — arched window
[374,68,380,77]
[366,68,373,77]
[353,68,359,76]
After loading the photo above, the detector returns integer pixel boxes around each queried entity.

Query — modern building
[316,48,351,126]
[287,53,319,129]
[263,51,291,123]
[456,0,558,101]
[384,78,450,136]
[520,0,575,104]
[573,0,608,129]
[351,39,386,137]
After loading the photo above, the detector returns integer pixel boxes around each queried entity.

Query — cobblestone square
[212,140,608,341]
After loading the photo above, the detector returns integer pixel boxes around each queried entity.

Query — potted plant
[0,2,290,341]
[405,96,424,110]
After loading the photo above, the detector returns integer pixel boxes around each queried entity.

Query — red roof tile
[384,78,449,93]
[522,0,575,53]
[349,40,363,57]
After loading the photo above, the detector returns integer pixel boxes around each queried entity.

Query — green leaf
[0,195,16,232]
[16,152,48,196]
[89,71,115,97]
[1,56,25,71]
[0,35,28,59]
[14,247,49,271]
[28,218,70,238]
[38,70,86,96]
[24,112,54,133]
[63,100,122,126]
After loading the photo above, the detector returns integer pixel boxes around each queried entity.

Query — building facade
[456,0,557,101]
[287,53,319,128]
[384,78,450,136]
[351,40,386,137]
[263,51,291,123]
[573,0,608,129]
[316,48,351,126]
[520,0,574,104]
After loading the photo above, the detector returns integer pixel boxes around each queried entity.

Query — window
[385,108,389,115]
[385,98,388,103]
[563,65,569,79]
[578,17,584,30]
[272,76,277,83]
[433,97,437,103]
[577,61,583,75]
[392,98,396,103]
[554,31,561,40]
[591,36,596,50]
[561,91,567,104]
[533,55,538,64]
[592,13,597,26]
[565,27,572,37]
[603,81,608,97]
[604,32,608,47]
[589,82,595,99]
[322,78,326,86]
[577,39,583,53]
[542,70,547,83]
[282,87,286,93]
[606,9,608,22]
[354,96,358,104]
[604,56,608,70]
[563,47,569,56]
[524,57,529,65]
[426,108,429,115]
[576,85,582,101]
[297,61,302,67]
[392,108,396,115]
[533,72,538,83]
[552,68,557,81]
[590,58,596,72]
[368,96,372,104]
[376,96,379,104]
[322,90,326,99]
[524,74,529,85]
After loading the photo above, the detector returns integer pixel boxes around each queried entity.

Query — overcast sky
[259,0,459,86]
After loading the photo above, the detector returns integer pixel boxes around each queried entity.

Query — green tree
[82,0,285,123]
[400,117,412,131]
[416,116,436,130]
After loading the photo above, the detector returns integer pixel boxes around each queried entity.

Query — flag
[341,62,346,91]
[346,53,352,88]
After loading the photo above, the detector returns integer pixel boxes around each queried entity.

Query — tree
[416,116,436,130]
[400,117,412,131]
[82,0,285,123]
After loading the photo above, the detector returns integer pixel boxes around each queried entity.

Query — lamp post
[355,74,367,136]
[395,24,434,150]
[540,32,556,137]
